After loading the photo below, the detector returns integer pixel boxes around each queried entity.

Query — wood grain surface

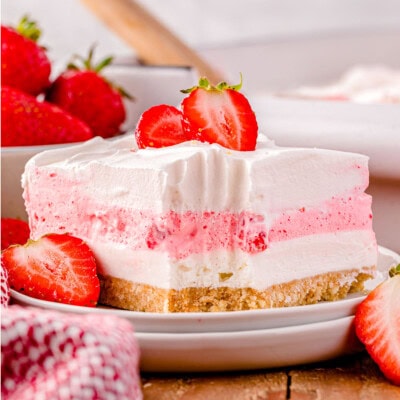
[142,352,400,399]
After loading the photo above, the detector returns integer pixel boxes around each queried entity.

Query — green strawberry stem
[389,263,400,278]
[67,45,113,73]
[67,45,133,100]
[16,15,41,42]
[181,73,243,94]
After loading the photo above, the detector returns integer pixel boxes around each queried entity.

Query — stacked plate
[11,246,399,373]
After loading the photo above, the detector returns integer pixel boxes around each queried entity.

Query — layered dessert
[22,135,377,312]
[289,65,400,103]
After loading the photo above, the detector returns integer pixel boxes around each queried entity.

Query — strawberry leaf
[389,263,400,278]
[16,15,41,42]
[181,73,243,94]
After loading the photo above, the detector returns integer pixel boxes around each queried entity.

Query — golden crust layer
[98,267,375,313]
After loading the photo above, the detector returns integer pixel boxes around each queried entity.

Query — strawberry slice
[181,76,258,151]
[1,233,100,307]
[135,104,191,148]
[354,264,400,385]
[1,218,30,250]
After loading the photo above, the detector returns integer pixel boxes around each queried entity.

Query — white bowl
[1,65,197,221]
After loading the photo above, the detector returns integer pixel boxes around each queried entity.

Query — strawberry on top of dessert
[135,76,258,151]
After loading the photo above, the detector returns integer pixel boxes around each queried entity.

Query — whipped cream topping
[290,65,400,103]
[23,135,369,214]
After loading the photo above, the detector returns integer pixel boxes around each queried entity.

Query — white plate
[10,246,399,333]
[136,316,363,372]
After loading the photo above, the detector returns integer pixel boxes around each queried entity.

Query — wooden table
[142,352,400,399]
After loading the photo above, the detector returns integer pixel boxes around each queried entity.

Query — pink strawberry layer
[29,192,372,261]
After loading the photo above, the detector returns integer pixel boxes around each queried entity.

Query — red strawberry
[46,47,128,138]
[181,76,258,151]
[354,264,400,385]
[1,86,94,146]
[1,233,100,307]
[135,104,193,148]
[1,16,51,96]
[1,218,30,250]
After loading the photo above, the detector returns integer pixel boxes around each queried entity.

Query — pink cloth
[1,265,142,400]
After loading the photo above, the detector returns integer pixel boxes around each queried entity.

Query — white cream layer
[87,230,376,290]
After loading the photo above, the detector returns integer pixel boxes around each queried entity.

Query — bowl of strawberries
[1,16,196,221]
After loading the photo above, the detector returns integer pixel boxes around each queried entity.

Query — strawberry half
[1,218,30,250]
[354,264,400,385]
[135,104,191,148]
[181,76,258,151]
[1,233,100,307]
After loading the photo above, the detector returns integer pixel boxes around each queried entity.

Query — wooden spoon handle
[80,0,223,83]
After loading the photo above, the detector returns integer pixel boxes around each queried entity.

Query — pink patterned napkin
[1,265,143,400]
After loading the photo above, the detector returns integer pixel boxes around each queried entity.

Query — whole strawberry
[1,233,100,307]
[1,86,94,146]
[46,47,128,138]
[354,264,400,386]
[1,218,30,250]
[1,16,51,96]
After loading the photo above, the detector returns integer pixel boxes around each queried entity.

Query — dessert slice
[22,135,377,312]
[22,76,377,312]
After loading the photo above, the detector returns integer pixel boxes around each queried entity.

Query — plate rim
[135,315,362,372]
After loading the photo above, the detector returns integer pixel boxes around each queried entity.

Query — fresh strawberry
[1,233,100,307]
[181,76,258,151]
[46,47,128,138]
[1,86,94,146]
[1,218,30,250]
[354,264,400,385]
[1,16,51,96]
[135,104,193,148]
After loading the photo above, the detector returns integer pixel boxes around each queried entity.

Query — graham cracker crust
[98,267,375,312]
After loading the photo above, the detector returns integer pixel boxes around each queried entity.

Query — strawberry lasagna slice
[22,135,377,312]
